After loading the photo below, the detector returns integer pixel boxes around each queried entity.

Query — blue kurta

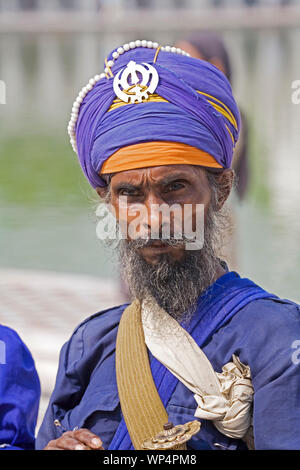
[0,326,40,450]
[36,271,300,450]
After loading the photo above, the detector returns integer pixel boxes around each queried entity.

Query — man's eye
[165,182,185,192]
[119,189,140,196]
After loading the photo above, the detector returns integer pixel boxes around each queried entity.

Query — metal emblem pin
[113,60,159,104]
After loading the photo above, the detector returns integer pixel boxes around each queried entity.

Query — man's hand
[44,428,104,450]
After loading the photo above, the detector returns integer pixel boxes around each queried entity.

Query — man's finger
[56,434,92,450]
[73,428,104,449]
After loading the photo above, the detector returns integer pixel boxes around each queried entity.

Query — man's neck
[216,263,227,278]
[212,260,227,285]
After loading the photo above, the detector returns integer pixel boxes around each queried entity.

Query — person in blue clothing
[0,325,40,450]
[37,40,300,450]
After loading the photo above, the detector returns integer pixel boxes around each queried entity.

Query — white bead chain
[68,40,190,153]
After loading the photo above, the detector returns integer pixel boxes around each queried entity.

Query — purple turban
[69,41,240,188]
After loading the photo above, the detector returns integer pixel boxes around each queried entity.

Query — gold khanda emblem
[142,421,201,450]
[113,60,159,104]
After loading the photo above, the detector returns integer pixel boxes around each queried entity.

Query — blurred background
[1,0,300,426]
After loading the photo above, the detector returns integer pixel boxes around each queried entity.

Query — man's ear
[96,186,109,200]
[214,169,234,210]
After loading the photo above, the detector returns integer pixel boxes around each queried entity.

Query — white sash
[141,297,254,444]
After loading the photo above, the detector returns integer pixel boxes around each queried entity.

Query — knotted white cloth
[141,297,254,441]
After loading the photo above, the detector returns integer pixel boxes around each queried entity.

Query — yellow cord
[153,45,162,64]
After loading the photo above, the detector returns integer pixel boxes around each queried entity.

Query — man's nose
[136,194,162,235]
[141,193,168,238]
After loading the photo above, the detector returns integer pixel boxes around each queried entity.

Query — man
[36,40,300,450]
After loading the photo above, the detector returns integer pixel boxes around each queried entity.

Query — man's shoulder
[60,303,130,372]
[0,324,30,354]
[65,302,129,349]
[237,295,300,322]
[0,323,24,340]
[71,302,129,338]
[228,295,300,339]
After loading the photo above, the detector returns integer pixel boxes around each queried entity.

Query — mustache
[127,235,199,249]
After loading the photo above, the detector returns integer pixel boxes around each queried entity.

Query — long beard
[115,203,227,323]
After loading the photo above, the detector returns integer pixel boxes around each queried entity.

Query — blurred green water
[0,132,119,279]
[0,134,90,206]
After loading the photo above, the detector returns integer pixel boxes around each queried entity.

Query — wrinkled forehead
[105,164,209,186]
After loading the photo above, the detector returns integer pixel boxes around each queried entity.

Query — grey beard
[115,203,226,323]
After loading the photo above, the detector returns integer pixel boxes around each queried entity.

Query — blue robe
[36,269,300,450]
[0,326,40,450]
